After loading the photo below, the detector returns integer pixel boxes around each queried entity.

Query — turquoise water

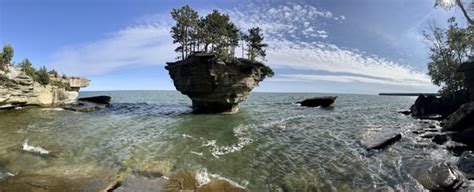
[0,91,452,191]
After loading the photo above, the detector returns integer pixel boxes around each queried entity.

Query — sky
[0,0,470,94]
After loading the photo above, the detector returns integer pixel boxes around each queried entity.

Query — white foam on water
[194,169,247,189]
[196,169,211,186]
[14,106,22,110]
[202,125,253,158]
[190,151,203,156]
[41,108,64,111]
[22,139,49,155]
[182,134,195,139]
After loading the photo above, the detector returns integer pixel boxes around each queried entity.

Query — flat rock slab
[297,96,337,108]
[361,131,402,150]
[64,101,107,112]
[115,175,166,192]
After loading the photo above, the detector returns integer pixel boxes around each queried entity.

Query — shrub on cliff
[36,66,50,85]
[19,58,39,81]
[0,44,14,72]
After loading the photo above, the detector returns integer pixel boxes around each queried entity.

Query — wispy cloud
[50,24,174,76]
[48,1,435,91]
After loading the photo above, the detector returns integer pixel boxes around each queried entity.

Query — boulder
[415,162,464,191]
[360,131,402,150]
[297,96,337,108]
[410,94,467,119]
[441,102,474,148]
[165,53,273,114]
[442,102,474,132]
[78,95,111,106]
[458,151,474,179]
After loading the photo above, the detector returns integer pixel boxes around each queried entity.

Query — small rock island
[165,6,273,113]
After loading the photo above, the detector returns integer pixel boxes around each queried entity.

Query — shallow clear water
[0,91,455,191]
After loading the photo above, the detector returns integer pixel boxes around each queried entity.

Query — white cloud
[49,24,174,76]
[47,1,435,91]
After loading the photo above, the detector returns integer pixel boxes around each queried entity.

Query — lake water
[0,91,455,191]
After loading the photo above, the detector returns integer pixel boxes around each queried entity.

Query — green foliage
[200,10,239,58]
[242,27,268,61]
[424,17,473,98]
[36,66,50,85]
[170,6,254,61]
[170,5,199,60]
[1,44,14,72]
[49,80,71,90]
[48,69,59,78]
[18,58,39,81]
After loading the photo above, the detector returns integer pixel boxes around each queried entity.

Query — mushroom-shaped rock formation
[166,53,273,114]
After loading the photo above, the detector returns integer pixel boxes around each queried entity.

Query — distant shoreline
[379,93,439,96]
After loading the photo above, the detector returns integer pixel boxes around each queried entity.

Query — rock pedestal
[165,53,273,114]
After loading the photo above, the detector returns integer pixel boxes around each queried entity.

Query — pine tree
[243,27,268,61]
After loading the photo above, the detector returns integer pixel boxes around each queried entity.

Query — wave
[195,168,247,189]
[22,139,49,155]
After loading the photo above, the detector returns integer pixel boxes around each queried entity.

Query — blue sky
[0,0,469,94]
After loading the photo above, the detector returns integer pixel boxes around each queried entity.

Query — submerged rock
[415,162,464,191]
[64,96,111,112]
[361,131,402,150]
[114,173,166,192]
[164,169,247,192]
[165,53,273,114]
[297,96,337,108]
[0,167,14,181]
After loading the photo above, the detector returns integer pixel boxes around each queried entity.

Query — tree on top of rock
[169,6,263,61]
[170,5,199,60]
[242,27,268,62]
[200,10,239,58]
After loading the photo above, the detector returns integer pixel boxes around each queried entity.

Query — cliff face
[166,53,273,113]
[0,66,89,109]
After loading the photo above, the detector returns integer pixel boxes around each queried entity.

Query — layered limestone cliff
[0,66,89,109]
[166,53,273,113]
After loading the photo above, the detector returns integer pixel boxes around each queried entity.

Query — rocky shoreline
[0,66,89,109]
